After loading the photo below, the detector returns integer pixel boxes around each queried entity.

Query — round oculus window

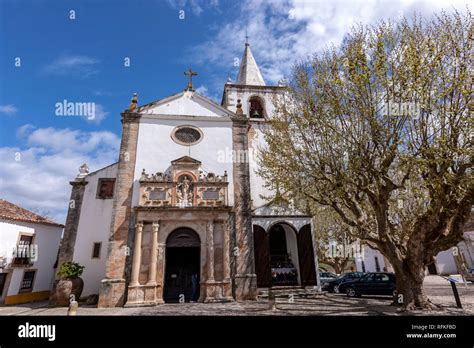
[172,126,203,145]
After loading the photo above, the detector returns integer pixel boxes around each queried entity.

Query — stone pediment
[137,90,234,118]
[252,201,307,217]
[171,156,201,166]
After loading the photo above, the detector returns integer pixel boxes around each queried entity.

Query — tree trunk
[390,258,434,310]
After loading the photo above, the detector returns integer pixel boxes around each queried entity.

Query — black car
[323,272,365,293]
[338,272,396,297]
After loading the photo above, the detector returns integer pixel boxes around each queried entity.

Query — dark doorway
[163,228,200,303]
[269,225,287,256]
[297,224,317,286]
[269,223,298,286]
[0,273,7,297]
[253,225,271,287]
[427,262,438,275]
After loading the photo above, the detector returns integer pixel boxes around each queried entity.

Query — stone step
[257,287,325,299]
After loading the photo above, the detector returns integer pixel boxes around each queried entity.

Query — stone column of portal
[223,218,231,281]
[207,220,215,282]
[232,104,257,301]
[147,221,159,286]
[99,111,141,308]
[222,217,233,300]
[155,242,166,304]
[130,222,143,287]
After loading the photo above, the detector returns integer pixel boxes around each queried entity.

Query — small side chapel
[56,41,320,307]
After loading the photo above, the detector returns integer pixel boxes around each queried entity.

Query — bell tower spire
[236,39,265,86]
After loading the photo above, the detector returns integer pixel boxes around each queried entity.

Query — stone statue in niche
[177,175,193,207]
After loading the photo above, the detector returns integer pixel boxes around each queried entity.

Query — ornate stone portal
[126,156,233,305]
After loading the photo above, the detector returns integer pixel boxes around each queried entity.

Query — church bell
[251,110,260,118]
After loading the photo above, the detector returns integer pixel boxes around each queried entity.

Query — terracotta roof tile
[0,199,64,227]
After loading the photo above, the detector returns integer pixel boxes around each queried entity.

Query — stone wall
[231,116,257,300]
[98,112,141,307]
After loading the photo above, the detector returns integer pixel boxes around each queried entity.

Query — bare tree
[259,10,473,309]
[312,207,359,274]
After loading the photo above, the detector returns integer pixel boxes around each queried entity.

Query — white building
[357,221,474,276]
[58,42,320,307]
[355,246,390,273]
[0,199,63,304]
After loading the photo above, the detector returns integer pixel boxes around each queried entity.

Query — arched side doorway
[297,224,317,286]
[163,228,200,303]
[268,223,300,286]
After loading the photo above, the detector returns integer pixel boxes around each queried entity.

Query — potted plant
[51,262,85,307]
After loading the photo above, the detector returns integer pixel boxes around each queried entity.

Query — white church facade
[57,42,319,307]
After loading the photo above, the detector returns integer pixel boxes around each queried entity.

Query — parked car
[465,268,474,282]
[338,272,397,297]
[319,271,337,284]
[322,272,365,293]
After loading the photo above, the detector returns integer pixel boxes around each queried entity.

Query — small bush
[57,261,84,279]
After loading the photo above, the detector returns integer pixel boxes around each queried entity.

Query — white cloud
[191,0,470,86]
[195,85,208,96]
[42,55,100,78]
[165,0,219,16]
[195,85,221,103]
[87,104,109,124]
[93,90,113,97]
[0,126,120,223]
[0,104,18,115]
[16,124,35,138]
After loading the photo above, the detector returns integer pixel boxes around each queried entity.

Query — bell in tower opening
[249,96,264,118]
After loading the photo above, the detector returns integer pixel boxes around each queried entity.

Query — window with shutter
[97,178,115,199]
[92,242,102,259]
[12,234,34,266]
[20,270,36,291]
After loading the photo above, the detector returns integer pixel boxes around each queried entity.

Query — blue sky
[0,0,469,222]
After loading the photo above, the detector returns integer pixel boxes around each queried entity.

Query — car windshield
[337,272,360,280]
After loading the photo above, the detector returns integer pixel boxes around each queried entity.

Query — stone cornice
[121,112,142,123]
[134,206,233,212]
[69,179,88,186]
[224,83,286,92]
[231,115,249,124]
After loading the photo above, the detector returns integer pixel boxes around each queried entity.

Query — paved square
[0,276,472,316]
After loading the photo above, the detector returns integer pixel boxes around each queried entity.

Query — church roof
[137,90,235,118]
[236,42,265,86]
[0,199,64,227]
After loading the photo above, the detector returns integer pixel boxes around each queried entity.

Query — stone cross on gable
[184,68,197,91]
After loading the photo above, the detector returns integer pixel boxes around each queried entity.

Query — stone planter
[52,277,84,307]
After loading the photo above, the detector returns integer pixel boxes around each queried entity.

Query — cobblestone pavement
[1,276,472,316]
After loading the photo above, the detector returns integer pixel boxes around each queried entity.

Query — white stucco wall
[143,91,229,117]
[434,250,457,275]
[355,247,387,273]
[132,117,235,207]
[72,163,118,296]
[224,86,284,210]
[248,122,273,209]
[356,238,473,276]
[0,219,62,296]
[281,224,301,285]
